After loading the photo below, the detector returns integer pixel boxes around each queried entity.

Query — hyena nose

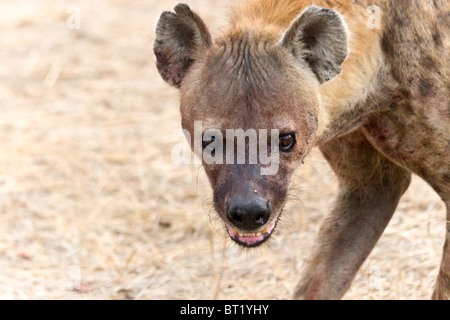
[226,197,271,230]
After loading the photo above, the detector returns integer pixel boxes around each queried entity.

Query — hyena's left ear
[281,6,348,84]
[154,3,212,88]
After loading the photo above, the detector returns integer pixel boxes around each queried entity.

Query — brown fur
[154,0,450,299]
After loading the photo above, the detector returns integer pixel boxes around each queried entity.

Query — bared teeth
[228,214,279,239]
[237,232,262,237]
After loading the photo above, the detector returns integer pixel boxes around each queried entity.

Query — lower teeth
[238,233,262,237]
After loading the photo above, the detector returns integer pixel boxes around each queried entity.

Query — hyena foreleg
[432,201,450,300]
[294,130,411,299]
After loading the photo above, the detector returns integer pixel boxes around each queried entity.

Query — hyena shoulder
[379,0,449,101]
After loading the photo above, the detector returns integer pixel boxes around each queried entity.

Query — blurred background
[0,0,445,299]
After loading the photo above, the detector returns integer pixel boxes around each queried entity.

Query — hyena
[154,0,450,299]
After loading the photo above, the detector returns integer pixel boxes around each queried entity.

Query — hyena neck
[315,29,385,145]
[230,0,386,145]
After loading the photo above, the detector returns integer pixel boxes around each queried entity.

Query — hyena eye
[279,134,296,152]
[202,135,216,149]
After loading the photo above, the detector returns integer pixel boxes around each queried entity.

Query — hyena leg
[294,130,411,300]
[432,201,450,300]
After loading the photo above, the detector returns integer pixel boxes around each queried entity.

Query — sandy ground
[0,0,446,300]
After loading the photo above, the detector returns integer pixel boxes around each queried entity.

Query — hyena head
[154,3,348,247]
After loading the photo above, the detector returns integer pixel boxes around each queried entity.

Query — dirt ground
[0,0,446,300]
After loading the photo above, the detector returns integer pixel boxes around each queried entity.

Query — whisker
[196,165,204,196]
[202,197,229,240]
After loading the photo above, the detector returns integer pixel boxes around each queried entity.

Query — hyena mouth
[225,214,280,248]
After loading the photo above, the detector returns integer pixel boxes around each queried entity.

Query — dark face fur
[154,4,347,247]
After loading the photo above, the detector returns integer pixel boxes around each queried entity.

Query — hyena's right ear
[154,3,212,88]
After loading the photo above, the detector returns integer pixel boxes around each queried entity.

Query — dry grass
[0,0,445,300]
